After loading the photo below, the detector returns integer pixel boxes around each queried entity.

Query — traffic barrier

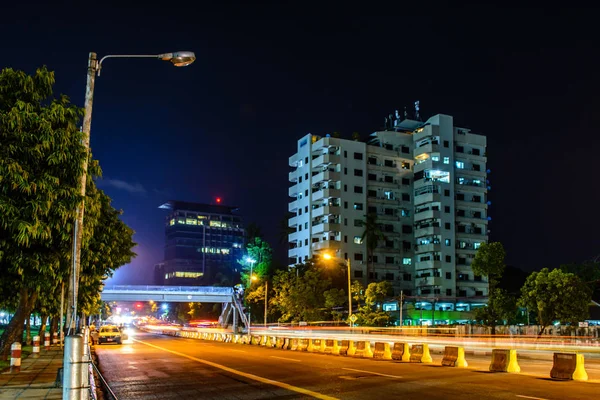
[550,353,588,381]
[441,346,468,368]
[392,342,410,362]
[339,340,350,356]
[275,337,284,349]
[347,341,357,356]
[308,339,324,353]
[291,338,299,351]
[353,341,374,358]
[282,337,291,350]
[52,332,58,344]
[489,349,520,373]
[265,336,276,347]
[297,338,309,351]
[10,342,21,373]
[233,334,241,344]
[44,332,50,350]
[32,336,40,358]
[323,339,341,355]
[410,344,433,363]
[373,342,392,360]
[251,335,262,345]
[241,335,250,344]
[260,336,268,346]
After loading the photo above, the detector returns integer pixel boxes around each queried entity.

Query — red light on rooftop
[216,197,222,204]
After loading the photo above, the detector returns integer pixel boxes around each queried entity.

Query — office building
[154,201,245,286]
[288,113,489,318]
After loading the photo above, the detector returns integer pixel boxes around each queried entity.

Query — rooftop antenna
[414,100,421,121]
[404,106,408,119]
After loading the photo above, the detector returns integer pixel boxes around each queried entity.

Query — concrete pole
[80,328,90,400]
[264,281,268,328]
[60,282,64,349]
[399,290,403,328]
[347,258,352,327]
[66,52,97,333]
[63,335,84,400]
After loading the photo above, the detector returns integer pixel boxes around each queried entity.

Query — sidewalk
[0,347,63,399]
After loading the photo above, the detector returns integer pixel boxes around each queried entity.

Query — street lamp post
[322,253,352,327]
[64,51,195,400]
[244,257,256,334]
[66,51,196,333]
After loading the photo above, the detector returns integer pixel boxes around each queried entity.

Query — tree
[474,288,517,334]
[239,237,272,288]
[352,132,360,141]
[358,213,385,282]
[0,66,86,357]
[355,281,393,327]
[471,242,506,289]
[560,260,600,302]
[518,268,592,336]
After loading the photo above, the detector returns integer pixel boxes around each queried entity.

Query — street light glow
[245,257,256,263]
[322,253,333,260]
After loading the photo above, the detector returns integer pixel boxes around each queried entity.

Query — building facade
[288,114,489,320]
[154,201,245,286]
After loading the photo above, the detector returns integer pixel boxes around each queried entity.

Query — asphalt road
[95,329,599,400]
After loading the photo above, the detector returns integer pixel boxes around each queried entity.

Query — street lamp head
[158,51,196,67]
[251,275,258,282]
[245,257,256,264]
[322,253,333,260]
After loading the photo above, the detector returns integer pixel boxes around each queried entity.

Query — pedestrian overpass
[100,285,249,332]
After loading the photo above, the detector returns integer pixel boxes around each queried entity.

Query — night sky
[2,4,598,284]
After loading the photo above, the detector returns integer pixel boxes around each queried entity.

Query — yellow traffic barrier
[441,346,468,368]
[275,337,284,349]
[283,338,291,350]
[298,338,309,351]
[290,338,299,351]
[489,349,520,373]
[373,342,392,360]
[251,335,261,345]
[392,342,410,362]
[323,339,341,355]
[308,339,325,353]
[339,340,350,356]
[410,344,432,363]
[550,353,588,381]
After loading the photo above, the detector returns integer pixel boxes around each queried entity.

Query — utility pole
[399,290,403,328]
[347,258,352,327]
[264,281,268,327]
[67,52,97,334]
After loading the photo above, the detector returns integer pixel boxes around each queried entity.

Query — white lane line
[133,338,338,400]
[516,396,549,400]
[342,367,402,379]
[270,356,301,362]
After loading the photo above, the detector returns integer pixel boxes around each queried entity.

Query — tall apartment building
[154,201,245,286]
[288,114,489,314]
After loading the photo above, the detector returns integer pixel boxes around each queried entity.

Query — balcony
[367,196,400,205]
[456,167,486,177]
[414,226,441,238]
[288,216,298,228]
[414,192,441,206]
[413,159,432,173]
[460,151,487,163]
[312,153,340,168]
[289,153,299,167]
[312,188,341,201]
[415,259,442,270]
[416,276,443,287]
[377,214,399,222]
[456,214,487,224]
[311,205,340,218]
[414,243,441,254]
[288,200,298,213]
[289,170,298,183]
[312,222,341,235]
[455,199,488,210]
[311,240,342,251]
[413,142,439,158]
[312,170,341,183]
[456,230,488,241]
[288,230,302,242]
[288,184,299,197]
[288,246,300,258]
[413,209,440,222]
[367,162,398,173]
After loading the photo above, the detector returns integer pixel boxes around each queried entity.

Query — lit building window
[186,218,197,225]
[403,257,411,265]
[431,155,440,162]
[169,219,175,226]
[443,157,450,164]
[474,242,482,249]
[354,236,363,244]
[455,161,465,169]
[177,217,185,224]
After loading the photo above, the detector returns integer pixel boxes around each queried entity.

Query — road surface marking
[231,349,247,353]
[133,339,338,400]
[270,356,301,362]
[516,396,549,400]
[342,368,402,379]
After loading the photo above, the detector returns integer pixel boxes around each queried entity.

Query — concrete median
[323,339,341,355]
[410,344,432,363]
[489,349,520,373]
[353,341,374,358]
[373,342,392,360]
[550,353,588,381]
[441,346,468,368]
[392,342,410,362]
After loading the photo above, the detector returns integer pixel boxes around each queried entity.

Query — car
[97,325,122,345]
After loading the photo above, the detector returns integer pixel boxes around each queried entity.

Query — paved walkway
[0,347,63,399]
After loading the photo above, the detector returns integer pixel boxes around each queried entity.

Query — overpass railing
[102,285,234,294]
